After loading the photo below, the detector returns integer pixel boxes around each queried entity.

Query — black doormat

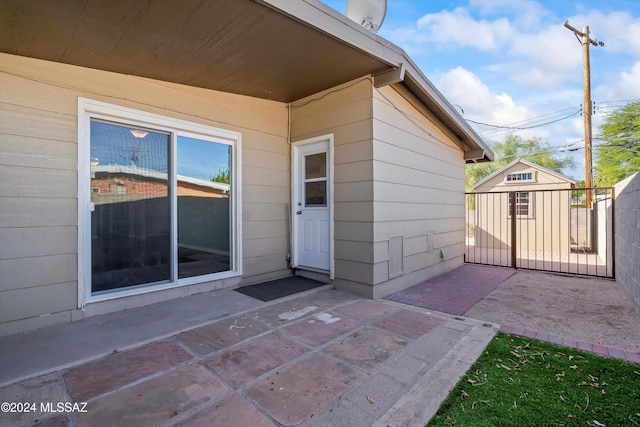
[234,276,326,302]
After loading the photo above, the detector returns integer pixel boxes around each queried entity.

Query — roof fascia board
[390,83,474,153]
[259,0,404,67]
[373,63,405,87]
[402,64,493,161]
[464,149,487,162]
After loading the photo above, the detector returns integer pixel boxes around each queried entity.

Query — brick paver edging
[499,325,640,364]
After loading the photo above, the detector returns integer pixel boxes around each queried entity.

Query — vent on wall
[389,236,403,278]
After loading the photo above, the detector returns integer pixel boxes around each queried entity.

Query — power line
[466,110,580,131]
[482,106,578,127]
[594,144,640,154]
[479,145,581,163]
[594,135,639,142]
[475,107,579,130]
[596,99,640,115]
[473,108,583,139]
[470,99,637,140]
[597,98,640,106]
[483,138,635,163]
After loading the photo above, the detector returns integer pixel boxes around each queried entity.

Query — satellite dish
[346,0,387,33]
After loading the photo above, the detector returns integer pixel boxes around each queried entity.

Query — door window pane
[305,153,326,179]
[305,181,327,206]
[304,152,327,207]
[177,136,232,278]
[90,120,171,293]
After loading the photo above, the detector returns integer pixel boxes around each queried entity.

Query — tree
[593,100,640,187]
[466,134,575,191]
[210,168,230,184]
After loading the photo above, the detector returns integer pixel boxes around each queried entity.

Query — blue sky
[321,0,640,180]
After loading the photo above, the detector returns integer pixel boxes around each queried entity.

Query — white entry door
[292,136,333,275]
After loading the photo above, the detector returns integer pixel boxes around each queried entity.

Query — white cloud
[398,3,584,90]
[600,61,640,101]
[468,0,549,30]
[382,26,429,58]
[591,113,605,135]
[506,25,583,88]
[570,116,585,135]
[402,3,640,92]
[375,0,638,166]
[434,67,547,142]
[416,7,513,51]
[568,10,640,57]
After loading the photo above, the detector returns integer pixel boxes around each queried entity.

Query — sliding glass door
[86,109,239,298]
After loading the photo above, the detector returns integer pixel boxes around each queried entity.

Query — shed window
[508,192,531,217]
[505,172,533,182]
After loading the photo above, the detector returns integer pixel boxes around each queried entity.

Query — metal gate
[465,188,614,278]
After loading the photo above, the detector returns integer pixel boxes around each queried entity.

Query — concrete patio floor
[1,264,638,427]
[388,264,640,361]
[0,283,496,427]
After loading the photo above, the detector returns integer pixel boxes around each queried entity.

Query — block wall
[614,172,640,315]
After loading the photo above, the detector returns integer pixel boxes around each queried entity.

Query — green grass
[428,332,640,427]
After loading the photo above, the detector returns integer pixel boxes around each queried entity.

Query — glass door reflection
[90,120,171,293]
[177,136,232,278]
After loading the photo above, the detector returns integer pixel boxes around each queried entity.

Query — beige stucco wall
[1,54,478,331]
[290,79,467,298]
[0,53,290,335]
[290,78,375,293]
[369,85,466,297]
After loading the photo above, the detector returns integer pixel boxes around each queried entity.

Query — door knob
[296,210,302,215]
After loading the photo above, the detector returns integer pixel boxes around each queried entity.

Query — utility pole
[564,21,604,208]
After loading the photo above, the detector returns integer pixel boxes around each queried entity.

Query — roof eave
[261,0,493,161]
[402,64,494,162]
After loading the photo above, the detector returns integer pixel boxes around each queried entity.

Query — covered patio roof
[0,0,492,161]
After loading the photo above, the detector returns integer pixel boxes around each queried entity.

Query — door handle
[296,210,302,215]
